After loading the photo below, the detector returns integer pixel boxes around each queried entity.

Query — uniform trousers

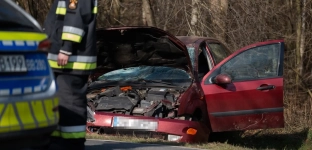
[47,73,89,150]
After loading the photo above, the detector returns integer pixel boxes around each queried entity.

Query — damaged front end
[86,27,210,143]
[87,71,191,121]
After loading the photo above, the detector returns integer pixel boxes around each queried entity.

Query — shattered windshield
[187,47,196,70]
[97,66,192,85]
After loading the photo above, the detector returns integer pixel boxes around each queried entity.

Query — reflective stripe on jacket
[51,125,86,139]
[44,0,98,75]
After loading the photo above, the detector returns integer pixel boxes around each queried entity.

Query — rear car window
[208,43,231,65]
[0,1,40,32]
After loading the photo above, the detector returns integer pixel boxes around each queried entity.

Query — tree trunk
[111,0,121,25]
[142,0,156,26]
[190,0,199,36]
[17,0,30,13]
[190,0,200,36]
[163,0,170,31]
[299,0,306,75]
[210,0,228,41]
[295,0,303,85]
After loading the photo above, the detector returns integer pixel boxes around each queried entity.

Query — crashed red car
[86,26,285,143]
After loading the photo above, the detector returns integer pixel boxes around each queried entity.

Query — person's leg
[48,73,88,150]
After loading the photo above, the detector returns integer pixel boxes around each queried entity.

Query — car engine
[86,86,182,121]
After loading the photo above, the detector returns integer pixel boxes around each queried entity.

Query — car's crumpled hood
[95,26,194,77]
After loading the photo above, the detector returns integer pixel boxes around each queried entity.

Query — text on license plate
[112,116,158,131]
[0,55,27,73]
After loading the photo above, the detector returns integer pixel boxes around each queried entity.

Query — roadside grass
[209,128,311,150]
[86,133,249,150]
[86,128,312,150]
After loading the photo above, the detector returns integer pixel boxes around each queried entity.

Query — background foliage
[14,0,312,132]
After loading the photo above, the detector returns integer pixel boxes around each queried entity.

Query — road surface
[85,139,205,150]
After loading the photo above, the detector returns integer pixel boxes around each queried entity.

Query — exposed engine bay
[87,85,184,122]
[86,28,193,123]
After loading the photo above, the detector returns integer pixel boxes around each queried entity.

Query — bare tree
[110,0,121,25]
[142,0,156,26]
[190,0,200,36]
[298,0,306,76]
[162,0,171,31]
[296,0,303,84]
[209,0,228,40]
[14,0,312,130]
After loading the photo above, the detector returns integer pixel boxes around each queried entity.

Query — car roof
[1,0,42,32]
[176,36,220,46]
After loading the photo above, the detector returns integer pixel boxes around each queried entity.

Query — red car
[86,26,284,143]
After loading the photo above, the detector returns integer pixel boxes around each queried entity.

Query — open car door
[201,39,284,132]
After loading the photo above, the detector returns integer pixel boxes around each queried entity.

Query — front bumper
[0,94,59,149]
[0,125,57,149]
[87,112,210,143]
[0,80,59,144]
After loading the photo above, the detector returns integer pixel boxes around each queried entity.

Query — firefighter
[43,0,98,149]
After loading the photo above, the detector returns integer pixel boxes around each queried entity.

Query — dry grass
[86,128,312,150]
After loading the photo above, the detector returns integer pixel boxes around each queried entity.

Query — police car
[0,0,58,149]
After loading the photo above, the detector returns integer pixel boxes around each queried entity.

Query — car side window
[219,43,280,81]
[207,43,231,65]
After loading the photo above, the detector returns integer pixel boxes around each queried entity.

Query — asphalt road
[85,139,205,150]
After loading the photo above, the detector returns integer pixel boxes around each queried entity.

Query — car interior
[198,43,211,81]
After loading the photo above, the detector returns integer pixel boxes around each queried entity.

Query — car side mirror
[212,74,232,85]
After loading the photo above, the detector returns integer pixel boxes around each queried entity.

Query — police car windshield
[0,1,38,31]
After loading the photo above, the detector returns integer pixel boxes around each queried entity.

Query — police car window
[0,1,37,31]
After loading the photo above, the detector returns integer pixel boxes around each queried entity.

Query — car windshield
[0,1,39,31]
[97,66,192,86]
[187,47,196,70]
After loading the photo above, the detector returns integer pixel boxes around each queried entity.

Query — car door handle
[257,85,275,91]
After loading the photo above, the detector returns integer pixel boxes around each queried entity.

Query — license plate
[0,55,27,73]
[112,116,158,131]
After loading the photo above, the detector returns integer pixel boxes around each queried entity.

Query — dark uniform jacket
[43,0,98,75]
